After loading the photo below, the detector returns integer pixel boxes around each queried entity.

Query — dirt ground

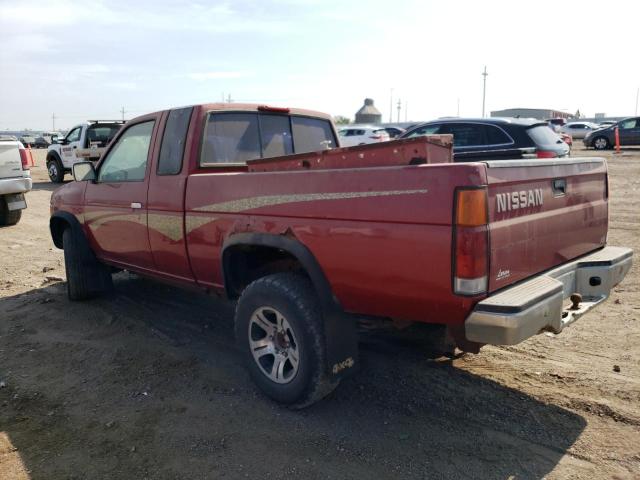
[1,147,638,480]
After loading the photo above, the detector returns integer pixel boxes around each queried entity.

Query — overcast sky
[1,0,639,130]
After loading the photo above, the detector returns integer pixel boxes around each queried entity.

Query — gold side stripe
[193,189,429,213]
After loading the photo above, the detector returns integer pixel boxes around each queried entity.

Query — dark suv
[584,117,640,150]
[399,118,570,161]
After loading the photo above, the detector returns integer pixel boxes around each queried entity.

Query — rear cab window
[200,111,336,166]
[86,124,121,147]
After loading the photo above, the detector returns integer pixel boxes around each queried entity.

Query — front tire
[235,273,338,407]
[0,197,22,226]
[47,157,65,183]
[63,228,112,300]
[593,136,610,150]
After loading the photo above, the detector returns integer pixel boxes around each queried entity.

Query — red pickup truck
[49,103,633,407]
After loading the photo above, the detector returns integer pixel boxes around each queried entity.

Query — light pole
[389,88,394,123]
[636,87,639,116]
[481,66,488,118]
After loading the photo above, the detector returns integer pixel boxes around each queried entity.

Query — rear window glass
[527,125,561,145]
[87,125,121,146]
[260,114,293,158]
[201,113,261,165]
[292,116,335,152]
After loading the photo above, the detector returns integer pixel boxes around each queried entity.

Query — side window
[406,125,440,138]
[98,121,154,182]
[260,114,293,158]
[66,127,81,143]
[620,119,637,129]
[440,124,485,147]
[200,113,260,165]
[484,125,512,145]
[291,116,335,152]
[158,107,193,175]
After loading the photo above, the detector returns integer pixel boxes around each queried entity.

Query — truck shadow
[0,274,587,479]
[30,180,69,192]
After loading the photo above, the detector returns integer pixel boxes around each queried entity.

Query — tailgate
[486,158,608,293]
[0,142,23,178]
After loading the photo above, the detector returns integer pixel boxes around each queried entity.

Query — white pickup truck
[0,139,32,226]
[45,120,123,183]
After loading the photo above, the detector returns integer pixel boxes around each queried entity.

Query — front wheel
[235,273,338,407]
[63,228,112,300]
[593,136,610,150]
[47,158,65,183]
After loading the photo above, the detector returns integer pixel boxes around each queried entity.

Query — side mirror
[73,162,96,182]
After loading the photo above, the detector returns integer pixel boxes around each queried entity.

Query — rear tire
[0,197,22,226]
[63,228,112,300]
[234,273,338,407]
[47,157,65,183]
[593,136,610,150]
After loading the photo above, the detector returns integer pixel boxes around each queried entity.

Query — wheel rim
[248,306,300,384]
[48,163,58,178]
[594,137,607,149]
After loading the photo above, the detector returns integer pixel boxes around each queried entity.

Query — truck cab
[46,120,123,183]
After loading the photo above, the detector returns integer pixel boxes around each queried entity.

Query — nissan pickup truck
[0,138,33,226]
[49,103,633,407]
[46,120,124,183]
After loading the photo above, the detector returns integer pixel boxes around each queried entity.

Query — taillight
[19,148,31,170]
[536,150,557,158]
[453,188,488,295]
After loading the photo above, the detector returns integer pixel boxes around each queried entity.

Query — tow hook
[570,293,582,310]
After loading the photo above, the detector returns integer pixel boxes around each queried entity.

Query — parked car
[46,120,124,182]
[400,118,570,160]
[338,126,390,147]
[32,136,50,148]
[0,137,32,225]
[19,135,36,148]
[560,122,601,139]
[382,126,406,139]
[49,103,632,406]
[558,131,573,149]
[584,117,640,150]
[546,118,568,128]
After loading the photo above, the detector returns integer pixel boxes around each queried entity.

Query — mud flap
[324,310,359,381]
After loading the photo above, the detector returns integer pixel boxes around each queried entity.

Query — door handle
[130,202,142,209]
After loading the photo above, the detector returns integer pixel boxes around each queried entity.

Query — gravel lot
[1,147,639,479]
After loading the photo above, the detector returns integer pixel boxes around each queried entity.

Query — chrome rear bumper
[465,246,633,345]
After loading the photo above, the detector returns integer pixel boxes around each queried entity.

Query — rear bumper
[0,176,32,195]
[465,246,633,345]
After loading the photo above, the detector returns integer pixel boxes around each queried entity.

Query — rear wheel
[63,228,112,300]
[0,197,22,226]
[593,136,610,150]
[235,273,338,407]
[47,157,65,183]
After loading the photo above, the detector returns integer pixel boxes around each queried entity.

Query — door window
[620,119,638,129]
[98,121,154,182]
[66,127,81,143]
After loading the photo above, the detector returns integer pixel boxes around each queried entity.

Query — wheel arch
[221,233,339,312]
[50,211,83,249]
[46,150,63,164]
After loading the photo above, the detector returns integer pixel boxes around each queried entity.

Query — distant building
[490,108,573,120]
[354,98,382,124]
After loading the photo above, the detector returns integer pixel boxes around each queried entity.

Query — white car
[559,122,601,139]
[338,126,390,147]
[0,139,32,226]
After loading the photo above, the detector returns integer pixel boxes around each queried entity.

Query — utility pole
[226,93,233,103]
[52,112,57,131]
[457,98,460,117]
[481,66,488,118]
[636,87,639,116]
[389,88,394,123]
[120,106,126,121]
[396,99,401,123]
[405,100,408,122]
